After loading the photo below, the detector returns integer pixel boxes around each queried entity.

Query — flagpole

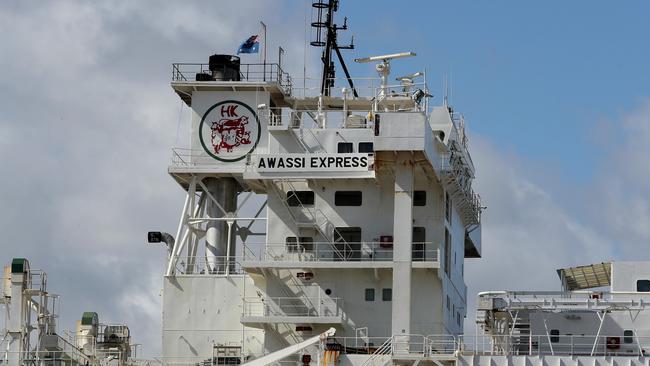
[260,21,267,81]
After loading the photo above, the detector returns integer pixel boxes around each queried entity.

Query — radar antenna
[355,52,416,99]
[310,0,358,97]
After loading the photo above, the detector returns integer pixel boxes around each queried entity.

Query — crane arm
[242,328,336,366]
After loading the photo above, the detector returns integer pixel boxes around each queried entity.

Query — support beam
[392,152,414,339]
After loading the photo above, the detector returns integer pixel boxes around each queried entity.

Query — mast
[310,0,357,97]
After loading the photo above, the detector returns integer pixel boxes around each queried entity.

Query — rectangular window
[335,191,362,206]
[286,237,299,252]
[445,192,452,222]
[359,142,374,153]
[287,191,314,206]
[444,229,451,276]
[550,329,560,343]
[382,288,392,301]
[446,295,450,310]
[624,330,634,344]
[287,237,314,252]
[637,280,650,292]
[299,237,314,252]
[365,288,375,301]
[337,142,353,153]
[414,190,426,206]
[412,227,426,260]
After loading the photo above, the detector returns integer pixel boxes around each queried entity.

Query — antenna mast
[310,0,358,97]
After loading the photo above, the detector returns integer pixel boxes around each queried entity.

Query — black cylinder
[209,54,241,81]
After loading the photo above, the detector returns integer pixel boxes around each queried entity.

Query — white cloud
[464,100,650,333]
[0,0,305,358]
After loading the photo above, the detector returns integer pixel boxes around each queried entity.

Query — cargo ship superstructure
[157,1,482,364]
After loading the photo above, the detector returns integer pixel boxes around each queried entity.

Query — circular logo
[199,100,261,162]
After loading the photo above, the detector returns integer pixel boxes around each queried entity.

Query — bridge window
[445,192,452,222]
[637,280,650,292]
[414,191,426,206]
[365,288,375,301]
[382,288,392,301]
[624,330,634,344]
[286,237,314,252]
[444,229,451,276]
[335,191,362,206]
[550,329,560,343]
[337,142,353,153]
[287,191,314,206]
[359,142,374,153]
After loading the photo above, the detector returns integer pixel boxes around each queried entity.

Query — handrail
[173,256,244,276]
[242,243,439,263]
[242,296,343,318]
[171,62,292,95]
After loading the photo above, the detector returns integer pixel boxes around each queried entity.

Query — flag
[237,35,260,54]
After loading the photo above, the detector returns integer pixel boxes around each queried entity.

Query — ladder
[440,152,481,227]
[269,179,353,260]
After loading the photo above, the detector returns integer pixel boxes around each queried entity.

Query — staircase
[440,151,481,227]
[258,268,304,346]
[269,179,353,260]
[512,318,532,355]
[359,338,392,366]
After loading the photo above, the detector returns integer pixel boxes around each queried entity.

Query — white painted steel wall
[612,262,650,292]
[162,276,265,361]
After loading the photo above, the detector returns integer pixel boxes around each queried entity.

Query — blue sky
[339,1,650,181]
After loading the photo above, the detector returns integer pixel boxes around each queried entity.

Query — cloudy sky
[2,0,650,358]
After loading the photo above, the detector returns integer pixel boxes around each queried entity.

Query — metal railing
[145,357,300,366]
[291,76,430,107]
[477,290,650,310]
[0,348,95,365]
[242,296,343,318]
[170,147,253,168]
[171,63,292,94]
[242,242,439,264]
[460,334,650,357]
[325,336,392,355]
[173,256,244,276]
[330,333,650,357]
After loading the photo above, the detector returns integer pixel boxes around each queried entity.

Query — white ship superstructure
[475,262,650,358]
[156,1,481,364]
